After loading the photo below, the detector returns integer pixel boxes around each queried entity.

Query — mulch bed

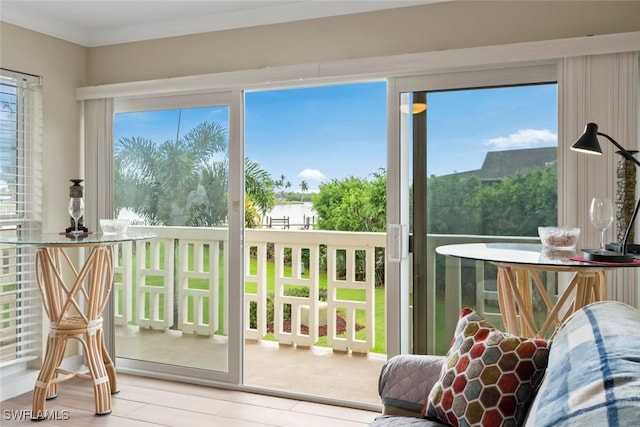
[267,314,364,336]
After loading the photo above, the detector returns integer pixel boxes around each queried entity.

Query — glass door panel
[243,82,388,405]
[396,71,558,355]
[112,94,239,383]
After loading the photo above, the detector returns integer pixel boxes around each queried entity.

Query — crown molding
[76,31,640,100]
[1,1,441,47]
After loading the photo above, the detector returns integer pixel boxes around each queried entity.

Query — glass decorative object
[66,179,88,234]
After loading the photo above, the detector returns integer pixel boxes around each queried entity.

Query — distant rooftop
[445,146,557,181]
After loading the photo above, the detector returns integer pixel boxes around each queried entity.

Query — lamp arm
[598,132,640,168]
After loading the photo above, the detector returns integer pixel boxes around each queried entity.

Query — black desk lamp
[571,122,637,263]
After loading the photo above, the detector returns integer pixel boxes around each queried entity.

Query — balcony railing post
[113,241,133,326]
[273,243,319,348]
[326,245,375,354]
[444,254,461,342]
[178,240,219,335]
[136,238,174,330]
[244,241,267,341]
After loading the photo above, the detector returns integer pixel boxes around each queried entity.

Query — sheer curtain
[560,52,640,305]
[82,97,115,355]
[83,98,114,229]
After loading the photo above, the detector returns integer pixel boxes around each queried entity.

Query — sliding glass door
[109,82,391,404]
[112,91,244,384]
[392,66,558,355]
[242,82,389,405]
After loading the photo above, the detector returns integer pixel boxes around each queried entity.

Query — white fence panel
[244,241,267,341]
[113,242,132,326]
[136,238,174,330]
[326,244,376,354]
[178,240,219,335]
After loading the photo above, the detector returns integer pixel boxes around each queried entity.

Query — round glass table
[436,242,640,339]
[0,232,156,419]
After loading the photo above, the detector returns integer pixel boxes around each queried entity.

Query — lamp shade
[571,122,603,155]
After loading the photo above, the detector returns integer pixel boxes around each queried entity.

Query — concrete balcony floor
[115,325,387,406]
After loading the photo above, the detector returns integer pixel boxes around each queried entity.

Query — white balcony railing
[113,226,384,354]
[113,226,539,354]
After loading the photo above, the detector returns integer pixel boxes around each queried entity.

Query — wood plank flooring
[1,374,380,426]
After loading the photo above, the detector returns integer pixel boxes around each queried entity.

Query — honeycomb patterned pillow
[424,308,549,427]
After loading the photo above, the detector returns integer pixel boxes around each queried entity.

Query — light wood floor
[116,327,387,405]
[1,373,380,426]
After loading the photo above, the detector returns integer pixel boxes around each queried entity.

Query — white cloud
[484,129,557,149]
[298,169,326,181]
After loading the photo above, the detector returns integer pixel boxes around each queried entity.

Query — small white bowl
[538,226,580,249]
[100,219,129,235]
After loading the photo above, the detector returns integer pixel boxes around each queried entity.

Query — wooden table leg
[85,319,112,415]
[571,271,601,315]
[510,269,538,336]
[497,266,520,335]
[100,329,118,394]
[514,268,535,337]
[31,333,67,420]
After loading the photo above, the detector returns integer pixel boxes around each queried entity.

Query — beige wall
[87,1,640,85]
[0,22,87,232]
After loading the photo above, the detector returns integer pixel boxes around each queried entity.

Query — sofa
[370,301,640,427]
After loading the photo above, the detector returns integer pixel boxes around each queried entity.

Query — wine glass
[589,197,614,252]
[68,197,85,235]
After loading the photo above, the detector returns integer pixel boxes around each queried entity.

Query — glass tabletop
[436,242,639,267]
[0,232,157,246]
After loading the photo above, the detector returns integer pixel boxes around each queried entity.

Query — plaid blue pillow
[524,301,640,427]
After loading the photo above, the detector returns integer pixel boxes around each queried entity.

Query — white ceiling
[0,0,442,47]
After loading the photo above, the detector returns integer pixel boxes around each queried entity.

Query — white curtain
[560,52,639,306]
[83,98,114,230]
[82,98,116,355]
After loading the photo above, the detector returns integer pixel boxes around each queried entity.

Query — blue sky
[426,84,557,176]
[245,83,387,190]
[114,81,557,192]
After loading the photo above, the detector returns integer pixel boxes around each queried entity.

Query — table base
[496,265,605,339]
[32,246,117,420]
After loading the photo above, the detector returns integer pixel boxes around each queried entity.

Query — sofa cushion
[425,308,549,427]
[370,415,445,427]
[524,301,640,427]
[378,355,446,417]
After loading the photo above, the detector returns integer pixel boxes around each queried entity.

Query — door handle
[387,224,408,262]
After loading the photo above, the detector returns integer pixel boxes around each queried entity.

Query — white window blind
[0,68,43,369]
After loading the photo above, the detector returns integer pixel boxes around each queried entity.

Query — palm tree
[299,180,308,201]
[276,174,287,200]
[115,119,274,227]
[245,159,275,213]
[274,177,284,201]
[285,181,292,199]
